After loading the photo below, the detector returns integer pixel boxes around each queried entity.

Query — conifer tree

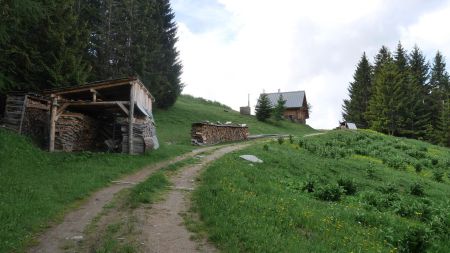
[428,51,450,143]
[342,52,372,128]
[255,93,272,122]
[409,45,430,139]
[438,99,450,147]
[0,0,90,92]
[393,42,414,136]
[273,94,286,121]
[367,59,401,135]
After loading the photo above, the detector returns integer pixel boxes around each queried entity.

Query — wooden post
[128,83,135,154]
[18,95,28,134]
[49,97,57,152]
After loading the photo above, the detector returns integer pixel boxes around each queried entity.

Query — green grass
[194,131,450,253]
[154,95,316,145]
[0,94,315,252]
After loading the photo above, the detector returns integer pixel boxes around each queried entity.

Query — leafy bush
[378,183,398,194]
[414,163,423,173]
[433,170,444,182]
[337,178,357,195]
[277,136,284,145]
[263,144,269,151]
[302,178,315,193]
[315,184,344,201]
[289,135,294,144]
[397,226,430,253]
[431,158,439,166]
[410,182,425,196]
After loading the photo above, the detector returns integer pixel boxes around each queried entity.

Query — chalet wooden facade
[262,91,309,123]
[2,77,158,154]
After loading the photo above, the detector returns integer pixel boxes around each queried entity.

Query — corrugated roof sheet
[263,91,305,108]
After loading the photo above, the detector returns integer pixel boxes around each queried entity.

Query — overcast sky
[172,0,450,129]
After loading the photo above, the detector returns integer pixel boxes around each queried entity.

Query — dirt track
[28,143,247,253]
[136,144,248,253]
[27,145,221,253]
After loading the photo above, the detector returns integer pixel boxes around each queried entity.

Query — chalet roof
[264,91,306,108]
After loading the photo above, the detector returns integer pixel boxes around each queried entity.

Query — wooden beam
[49,97,57,152]
[46,81,132,96]
[90,89,97,102]
[55,103,69,120]
[60,101,130,106]
[116,102,129,116]
[128,83,135,154]
[18,95,28,134]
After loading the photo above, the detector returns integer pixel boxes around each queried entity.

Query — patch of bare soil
[27,146,220,253]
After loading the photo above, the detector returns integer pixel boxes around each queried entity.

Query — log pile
[121,117,159,154]
[191,122,249,145]
[55,113,98,152]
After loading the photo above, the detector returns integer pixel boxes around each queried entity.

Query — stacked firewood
[21,107,49,148]
[121,118,158,154]
[191,122,249,145]
[55,113,98,151]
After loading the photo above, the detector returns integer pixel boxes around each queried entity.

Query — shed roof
[264,91,306,108]
[346,123,357,130]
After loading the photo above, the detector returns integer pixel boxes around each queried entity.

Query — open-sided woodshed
[42,77,158,154]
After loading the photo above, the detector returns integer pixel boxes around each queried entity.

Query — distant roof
[263,91,306,108]
[347,123,357,130]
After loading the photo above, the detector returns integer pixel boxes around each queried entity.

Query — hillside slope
[195,130,450,252]
[0,95,315,253]
[154,95,316,144]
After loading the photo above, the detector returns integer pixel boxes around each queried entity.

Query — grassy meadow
[0,95,314,252]
[194,130,450,253]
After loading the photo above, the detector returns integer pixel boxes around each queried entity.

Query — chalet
[1,77,158,154]
[262,90,309,123]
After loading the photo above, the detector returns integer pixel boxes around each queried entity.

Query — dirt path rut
[28,146,221,253]
[136,144,248,253]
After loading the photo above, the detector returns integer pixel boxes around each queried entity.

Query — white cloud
[173,0,450,129]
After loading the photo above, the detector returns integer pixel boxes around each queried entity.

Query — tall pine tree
[84,0,183,108]
[409,45,430,139]
[367,54,403,135]
[342,52,372,128]
[0,0,90,92]
[428,51,450,143]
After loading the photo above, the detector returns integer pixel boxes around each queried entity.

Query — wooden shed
[2,77,158,154]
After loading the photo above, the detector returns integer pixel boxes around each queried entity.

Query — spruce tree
[255,93,272,122]
[393,42,414,136]
[273,94,286,121]
[342,52,372,128]
[367,59,401,135]
[428,51,450,143]
[409,45,430,139]
[0,0,90,92]
[438,99,450,147]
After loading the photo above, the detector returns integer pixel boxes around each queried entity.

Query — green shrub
[277,136,284,145]
[302,178,315,193]
[433,170,444,182]
[397,226,430,253]
[315,184,344,201]
[337,178,357,195]
[289,135,294,144]
[263,144,269,151]
[431,158,439,166]
[410,182,425,196]
[414,163,423,173]
[378,183,398,194]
